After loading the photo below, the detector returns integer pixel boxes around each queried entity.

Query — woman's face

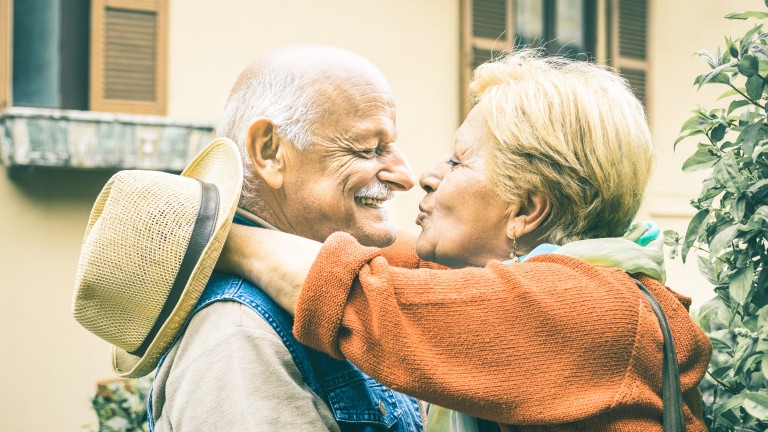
[415,107,514,268]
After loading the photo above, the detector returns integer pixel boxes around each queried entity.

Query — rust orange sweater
[293,232,712,432]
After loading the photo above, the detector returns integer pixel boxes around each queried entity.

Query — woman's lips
[416,204,428,225]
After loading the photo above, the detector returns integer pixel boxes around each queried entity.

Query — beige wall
[0,0,761,430]
[0,1,458,430]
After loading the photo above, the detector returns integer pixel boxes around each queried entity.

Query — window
[461,0,597,113]
[609,0,649,108]
[0,0,167,115]
[461,0,648,114]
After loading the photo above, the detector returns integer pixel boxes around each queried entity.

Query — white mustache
[355,182,392,201]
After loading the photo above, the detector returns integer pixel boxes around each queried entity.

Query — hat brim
[111,138,242,377]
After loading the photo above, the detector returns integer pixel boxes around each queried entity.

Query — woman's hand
[216,223,322,315]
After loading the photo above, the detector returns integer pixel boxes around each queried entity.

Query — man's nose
[378,148,414,191]
[419,157,446,193]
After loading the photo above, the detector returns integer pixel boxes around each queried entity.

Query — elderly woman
[217,50,711,431]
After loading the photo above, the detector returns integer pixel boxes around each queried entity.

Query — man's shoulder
[186,299,276,335]
[152,302,341,432]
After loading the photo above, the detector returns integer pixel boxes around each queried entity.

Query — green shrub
[667,5,768,431]
[86,376,153,432]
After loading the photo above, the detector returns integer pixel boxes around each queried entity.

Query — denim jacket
[148,217,423,431]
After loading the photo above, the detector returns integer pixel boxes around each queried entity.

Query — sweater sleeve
[293,232,645,425]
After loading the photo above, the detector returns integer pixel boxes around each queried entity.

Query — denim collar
[503,243,560,264]
[234,207,279,230]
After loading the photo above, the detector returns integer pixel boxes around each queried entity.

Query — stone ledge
[0,107,215,171]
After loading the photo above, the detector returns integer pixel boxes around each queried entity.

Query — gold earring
[509,235,520,262]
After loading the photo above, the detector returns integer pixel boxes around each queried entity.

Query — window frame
[608,0,650,112]
[0,0,11,110]
[90,0,168,115]
[0,0,167,115]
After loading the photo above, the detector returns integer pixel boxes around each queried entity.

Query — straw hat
[72,138,242,378]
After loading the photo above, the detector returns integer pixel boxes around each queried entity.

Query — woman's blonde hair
[470,49,655,245]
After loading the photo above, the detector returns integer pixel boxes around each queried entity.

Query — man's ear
[506,192,551,240]
[246,118,286,190]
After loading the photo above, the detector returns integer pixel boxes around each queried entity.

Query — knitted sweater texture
[293,232,712,432]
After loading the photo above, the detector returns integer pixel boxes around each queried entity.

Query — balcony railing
[0,107,215,171]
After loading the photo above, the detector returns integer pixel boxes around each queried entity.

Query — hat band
[129,180,220,357]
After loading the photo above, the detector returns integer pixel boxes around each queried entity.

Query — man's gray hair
[217,66,322,212]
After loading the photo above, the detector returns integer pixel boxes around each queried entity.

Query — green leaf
[730,262,755,305]
[695,298,722,332]
[744,392,768,420]
[698,254,719,285]
[761,352,768,380]
[699,178,724,202]
[752,42,768,61]
[739,54,760,76]
[710,337,733,352]
[662,229,680,246]
[719,88,741,100]
[710,223,739,258]
[731,37,741,58]
[728,99,751,114]
[679,113,709,133]
[734,332,758,360]
[713,153,742,193]
[726,11,768,20]
[698,50,717,68]
[674,129,705,149]
[741,121,764,156]
[699,61,737,89]
[747,205,768,230]
[712,123,728,142]
[719,302,736,326]
[743,25,766,57]
[732,195,747,221]
[753,138,768,162]
[746,74,765,100]
[711,72,734,86]
[682,147,719,172]
[714,393,747,418]
[755,205,768,220]
[682,209,710,262]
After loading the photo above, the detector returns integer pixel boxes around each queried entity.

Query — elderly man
[149,45,424,431]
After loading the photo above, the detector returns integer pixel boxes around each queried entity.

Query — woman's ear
[246,118,286,190]
[506,192,551,240]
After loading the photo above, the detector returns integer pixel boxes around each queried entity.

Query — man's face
[279,79,414,247]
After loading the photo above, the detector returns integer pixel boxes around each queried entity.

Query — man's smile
[355,197,386,208]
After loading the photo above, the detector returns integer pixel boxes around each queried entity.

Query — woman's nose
[419,157,446,193]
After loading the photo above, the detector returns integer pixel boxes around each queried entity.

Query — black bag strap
[632,278,685,432]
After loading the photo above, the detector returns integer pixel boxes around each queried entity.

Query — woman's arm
[216,226,443,314]
[216,223,321,315]
[216,227,709,425]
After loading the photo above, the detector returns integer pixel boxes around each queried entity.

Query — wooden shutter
[0,0,11,109]
[610,0,649,110]
[90,0,167,115]
[461,0,514,116]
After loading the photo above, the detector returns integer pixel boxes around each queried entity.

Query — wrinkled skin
[279,77,413,247]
